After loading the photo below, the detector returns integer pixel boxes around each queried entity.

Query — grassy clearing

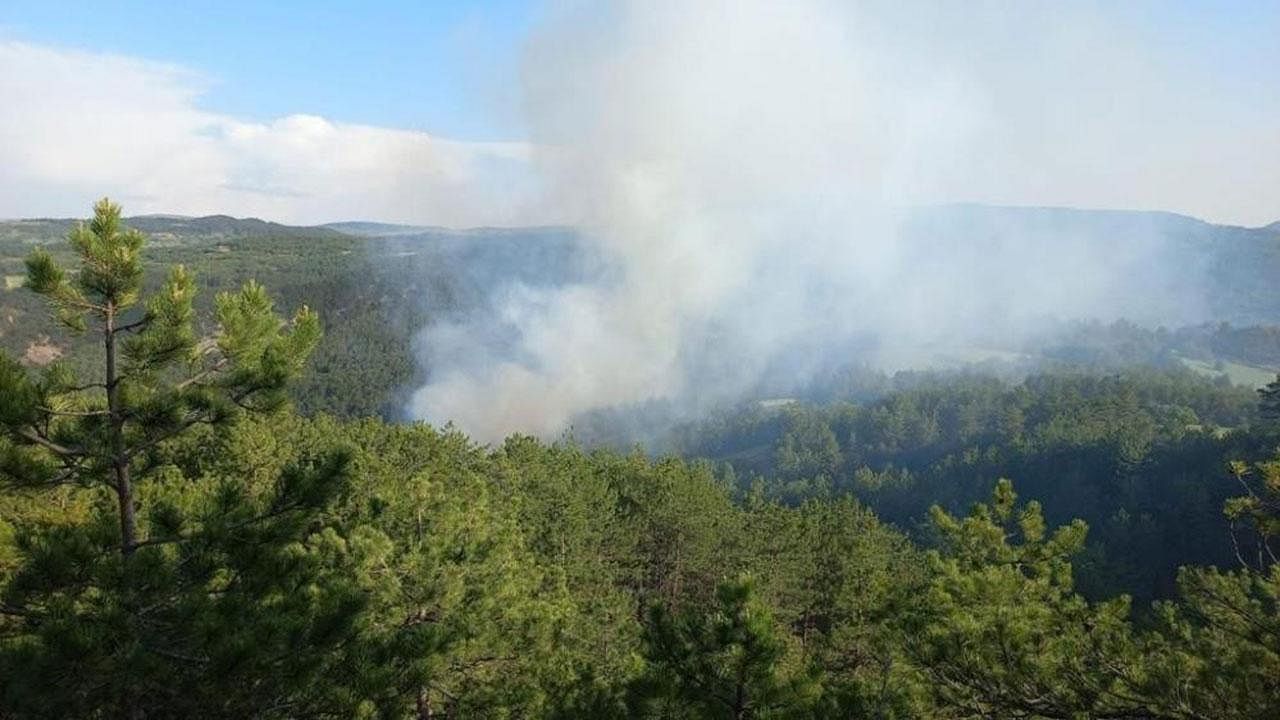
[1179,355,1276,388]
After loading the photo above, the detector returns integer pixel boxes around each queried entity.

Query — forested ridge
[5,207,1280,423]
[664,368,1265,603]
[1,202,1279,718]
[1,213,585,420]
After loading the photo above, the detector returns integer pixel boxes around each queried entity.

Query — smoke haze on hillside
[407,1,1280,442]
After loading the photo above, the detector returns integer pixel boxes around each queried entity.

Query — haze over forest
[5,2,1279,443]
[1,2,1279,718]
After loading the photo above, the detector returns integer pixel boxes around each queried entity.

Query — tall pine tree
[0,200,377,718]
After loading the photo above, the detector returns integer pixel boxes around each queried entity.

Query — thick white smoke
[408,1,1254,442]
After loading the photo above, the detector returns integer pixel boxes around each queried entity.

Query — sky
[0,0,536,138]
[0,0,1277,227]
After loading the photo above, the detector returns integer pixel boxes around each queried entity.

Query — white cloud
[0,40,546,226]
[2,11,1277,229]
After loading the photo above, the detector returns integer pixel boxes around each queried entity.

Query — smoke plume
[408,1,1273,442]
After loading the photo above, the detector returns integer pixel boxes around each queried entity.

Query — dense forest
[0,214,584,419]
[5,207,1280,423]
[1,202,1279,718]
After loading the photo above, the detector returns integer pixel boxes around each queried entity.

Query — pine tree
[631,575,819,720]
[1259,373,1280,424]
[0,199,375,718]
[904,479,1153,718]
[1139,564,1280,719]
[743,497,925,717]
[1225,459,1280,570]
[3,198,319,553]
[1133,456,1280,718]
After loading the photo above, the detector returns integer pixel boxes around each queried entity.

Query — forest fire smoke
[408,1,1250,441]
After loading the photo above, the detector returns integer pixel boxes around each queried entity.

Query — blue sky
[1,0,540,140]
[5,0,1278,144]
[0,1,1276,226]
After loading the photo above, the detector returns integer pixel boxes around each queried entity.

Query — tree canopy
[1,201,1278,718]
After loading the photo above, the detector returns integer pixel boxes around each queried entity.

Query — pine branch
[142,644,210,666]
[124,412,220,462]
[15,427,85,458]
[127,495,313,553]
[57,381,108,392]
[37,406,110,418]
[116,317,151,334]
[174,358,229,391]
[2,462,95,490]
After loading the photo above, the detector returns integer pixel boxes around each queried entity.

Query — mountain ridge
[3,203,1274,237]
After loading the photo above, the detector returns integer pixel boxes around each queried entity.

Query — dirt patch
[3,275,24,291]
[22,336,63,366]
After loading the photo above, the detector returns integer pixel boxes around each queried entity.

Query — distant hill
[2,203,1279,419]
[324,221,579,242]
[0,214,348,246]
[130,214,350,240]
[1,214,578,246]
[902,204,1280,326]
[4,204,1279,328]
[322,221,433,237]
[0,212,592,419]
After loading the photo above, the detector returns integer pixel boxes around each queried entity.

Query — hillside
[3,206,1280,421]
[903,204,1280,326]
[0,214,349,246]
[3,205,1279,719]
[0,214,587,418]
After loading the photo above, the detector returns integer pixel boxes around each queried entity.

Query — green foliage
[1225,458,1280,569]
[905,480,1152,718]
[0,200,356,718]
[1140,565,1280,719]
[1135,450,1280,718]
[774,407,842,483]
[0,453,374,718]
[1258,373,1280,424]
[342,425,573,717]
[1,198,322,496]
[678,368,1261,602]
[5,200,1280,717]
[744,497,926,717]
[633,575,819,720]
[2,399,1278,717]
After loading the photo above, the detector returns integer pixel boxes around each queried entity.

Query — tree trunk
[733,682,748,720]
[416,687,433,719]
[107,306,143,720]
[106,305,136,556]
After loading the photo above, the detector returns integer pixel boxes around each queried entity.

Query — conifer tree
[631,575,819,720]
[2,198,319,553]
[1136,456,1280,718]
[0,200,373,718]
[1139,564,1280,719]
[905,480,1152,718]
[1226,458,1280,569]
[1259,373,1280,425]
